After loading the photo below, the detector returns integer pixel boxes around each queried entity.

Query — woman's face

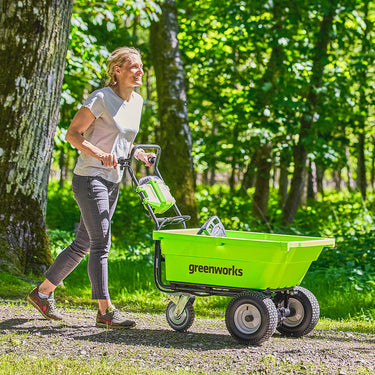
[115,55,144,87]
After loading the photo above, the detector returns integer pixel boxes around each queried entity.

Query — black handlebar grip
[118,156,126,165]
[148,156,156,165]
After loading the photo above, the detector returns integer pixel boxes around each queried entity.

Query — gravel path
[1,302,374,374]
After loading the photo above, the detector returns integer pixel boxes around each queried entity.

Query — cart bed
[153,229,335,290]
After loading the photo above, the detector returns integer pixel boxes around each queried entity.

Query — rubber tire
[225,291,278,345]
[166,300,195,332]
[275,286,320,337]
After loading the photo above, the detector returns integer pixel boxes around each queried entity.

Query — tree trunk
[332,169,342,191]
[357,131,367,200]
[209,164,216,186]
[307,160,318,201]
[277,149,289,208]
[59,148,66,189]
[355,0,370,201]
[201,169,208,185]
[241,152,257,191]
[208,120,218,186]
[345,146,354,192]
[316,164,325,197]
[282,2,335,225]
[0,0,73,275]
[251,0,286,221]
[150,0,198,225]
[282,143,310,224]
[252,142,272,222]
[229,161,237,192]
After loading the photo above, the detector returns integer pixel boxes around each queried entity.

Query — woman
[27,47,154,328]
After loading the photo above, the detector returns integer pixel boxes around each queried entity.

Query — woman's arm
[65,107,117,168]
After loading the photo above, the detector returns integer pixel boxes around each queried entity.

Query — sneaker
[96,306,136,329]
[27,287,63,321]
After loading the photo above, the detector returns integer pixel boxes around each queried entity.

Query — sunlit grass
[0,349,373,375]
[0,272,40,299]
[0,355,192,375]
[317,317,375,334]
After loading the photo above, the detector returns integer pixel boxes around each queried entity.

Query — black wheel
[275,286,320,337]
[166,300,195,332]
[225,291,278,345]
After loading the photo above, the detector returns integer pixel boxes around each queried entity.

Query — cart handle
[197,215,227,237]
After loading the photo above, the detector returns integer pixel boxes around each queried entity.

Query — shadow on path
[0,317,243,350]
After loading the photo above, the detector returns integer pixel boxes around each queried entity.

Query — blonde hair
[106,47,141,86]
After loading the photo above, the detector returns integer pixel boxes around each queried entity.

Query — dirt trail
[1,302,374,374]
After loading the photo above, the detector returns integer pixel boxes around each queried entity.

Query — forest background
[1,0,375,321]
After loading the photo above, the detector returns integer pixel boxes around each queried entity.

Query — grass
[317,317,375,334]
[0,349,373,375]
[0,272,39,299]
[0,355,193,375]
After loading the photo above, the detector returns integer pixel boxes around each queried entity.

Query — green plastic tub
[153,229,335,290]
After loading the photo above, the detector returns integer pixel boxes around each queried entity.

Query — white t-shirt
[73,87,143,183]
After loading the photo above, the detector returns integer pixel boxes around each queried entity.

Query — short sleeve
[83,90,104,118]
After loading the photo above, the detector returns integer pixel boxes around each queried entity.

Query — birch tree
[0,0,73,274]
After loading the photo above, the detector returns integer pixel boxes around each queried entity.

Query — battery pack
[136,176,175,214]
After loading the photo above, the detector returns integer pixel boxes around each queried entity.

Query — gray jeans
[45,174,119,300]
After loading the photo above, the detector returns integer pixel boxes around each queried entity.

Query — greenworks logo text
[189,264,243,277]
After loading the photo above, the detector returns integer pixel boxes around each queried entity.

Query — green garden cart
[120,145,335,345]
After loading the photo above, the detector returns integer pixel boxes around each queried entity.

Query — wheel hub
[169,306,187,325]
[234,303,262,334]
[245,315,254,322]
[283,299,304,327]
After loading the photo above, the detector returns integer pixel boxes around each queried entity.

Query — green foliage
[302,267,375,320]
[46,181,80,232]
[196,184,254,231]
[176,0,375,192]
[291,192,375,286]
[110,183,155,251]
[51,0,375,226]
[47,229,76,259]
